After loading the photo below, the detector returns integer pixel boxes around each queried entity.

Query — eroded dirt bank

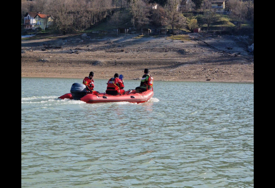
[21,33,254,83]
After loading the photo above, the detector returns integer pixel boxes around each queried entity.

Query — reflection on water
[22,78,253,187]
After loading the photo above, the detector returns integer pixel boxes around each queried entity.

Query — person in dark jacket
[135,69,153,93]
[106,73,125,95]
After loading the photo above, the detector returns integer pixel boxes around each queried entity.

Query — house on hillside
[23,12,37,29]
[151,3,158,10]
[34,13,53,30]
[211,0,225,13]
[24,12,53,30]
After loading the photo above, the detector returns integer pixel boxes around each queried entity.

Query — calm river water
[22,78,253,187]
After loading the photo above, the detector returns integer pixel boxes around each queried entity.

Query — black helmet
[114,73,119,78]
[144,69,149,73]
[89,71,94,77]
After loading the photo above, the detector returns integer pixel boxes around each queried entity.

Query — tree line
[21,0,253,33]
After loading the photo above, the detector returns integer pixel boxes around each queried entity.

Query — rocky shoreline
[21,33,254,83]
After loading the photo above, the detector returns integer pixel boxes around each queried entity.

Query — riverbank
[21,33,254,83]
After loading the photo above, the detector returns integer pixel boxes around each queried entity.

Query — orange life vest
[83,77,94,91]
[106,77,124,92]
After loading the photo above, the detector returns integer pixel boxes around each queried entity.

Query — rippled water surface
[22,78,253,187]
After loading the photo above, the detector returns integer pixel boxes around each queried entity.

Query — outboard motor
[70,83,87,100]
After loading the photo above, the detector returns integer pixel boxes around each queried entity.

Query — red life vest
[106,77,124,92]
[83,77,94,91]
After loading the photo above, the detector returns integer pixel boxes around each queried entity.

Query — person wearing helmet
[83,71,98,94]
[119,74,124,83]
[106,73,125,95]
[135,68,153,93]
[119,74,125,86]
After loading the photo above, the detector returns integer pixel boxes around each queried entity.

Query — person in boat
[119,74,124,84]
[135,68,153,93]
[106,73,125,95]
[83,71,99,94]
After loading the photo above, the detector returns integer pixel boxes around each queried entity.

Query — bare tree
[180,0,195,12]
[21,0,36,17]
[201,0,211,12]
[246,0,254,22]
[45,0,114,32]
[21,0,29,18]
[203,9,217,31]
[69,0,92,30]
[46,0,75,33]
[108,9,130,26]
[164,0,186,33]
[33,0,48,13]
[227,0,249,21]
[151,5,166,27]
[88,0,113,25]
[129,0,150,29]
[227,0,251,28]
[112,0,128,8]
[22,0,121,33]
[186,0,196,12]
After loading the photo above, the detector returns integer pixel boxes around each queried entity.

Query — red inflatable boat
[59,89,154,104]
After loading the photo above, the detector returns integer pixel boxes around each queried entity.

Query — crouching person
[83,71,99,95]
[106,73,125,95]
[135,69,153,93]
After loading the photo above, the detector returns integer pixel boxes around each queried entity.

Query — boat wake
[22,96,159,105]
[22,96,85,104]
[149,97,159,102]
[22,96,58,104]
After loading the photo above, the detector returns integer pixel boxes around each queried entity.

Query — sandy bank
[21,33,254,83]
